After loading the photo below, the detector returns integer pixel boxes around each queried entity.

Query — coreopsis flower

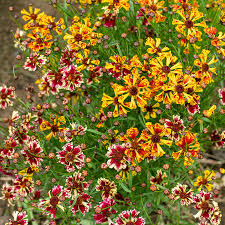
[150,169,167,188]
[118,127,146,163]
[165,115,185,140]
[211,32,225,57]
[172,9,206,36]
[6,211,28,225]
[171,183,193,206]
[150,52,183,82]
[13,175,34,197]
[102,0,130,11]
[27,29,53,52]
[194,170,215,191]
[105,55,131,80]
[186,97,200,115]
[102,130,119,147]
[203,105,216,118]
[106,144,129,171]
[173,131,200,166]
[76,49,100,71]
[194,49,218,85]
[70,192,91,216]
[140,122,172,157]
[23,53,47,71]
[57,143,85,172]
[171,0,197,12]
[40,114,66,142]
[39,185,70,218]
[0,85,16,109]
[9,126,28,145]
[0,183,15,205]
[45,16,65,35]
[87,66,103,85]
[64,17,102,50]
[60,48,77,67]
[96,178,117,199]
[18,165,39,181]
[115,209,145,225]
[21,6,41,24]
[137,0,166,24]
[93,198,117,224]
[218,88,225,105]
[62,64,84,91]
[64,123,87,142]
[0,138,16,159]
[210,130,225,148]
[21,140,43,166]
[192,191,221,224]
[145,37,169,56]
[113,68,149,109]
[65,172,89,197]
[210,201,222,225]
[141,102,160,119]
[101,91,128,117]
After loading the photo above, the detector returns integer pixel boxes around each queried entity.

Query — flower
[141,102,160,119]
[13,175,34,197]
[113,68,149,109]
[150,169,167,188]
[203,105,216,118]
[194,49,218,85]
[115,209,145,225]
[39,185,70,218]
[18,165,39,181]
[140,122,172,157]
[0,183,15,206]
[93,198,117,224]
[106,144,129,171]
[165,115,185,140]
[65,172,89,197]
[145,37,169,56]
[173,131,200,166]
[171,183,193,205]
[194,170,215,191]
[96,178,117,199]
[57,143,85,172]
[0,85,15,109]
[6,211,28,225]
[21,140,43,166]
[218,88,225,105]
[23,53,47,71]
[40,114,66,142]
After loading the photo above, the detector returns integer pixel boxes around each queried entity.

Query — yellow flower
[194,170,215,191]
[19,166,39,181]
[203,105,216,118]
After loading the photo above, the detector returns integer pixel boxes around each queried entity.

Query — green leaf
[119,182,131,193]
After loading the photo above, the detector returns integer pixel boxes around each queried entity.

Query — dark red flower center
[145,104,153,112]
[185,20,194,28]
[175,85,185,93]
[65,152,76,162]
[129,86,138,96]
[200,201,210,211]
[200,178,208,185]
[202,63,209,72]
[36,38,43,44]
[50,196,59,207]
[162,65,171,73]
[1,93,7,99]
[150,4,157,11]
[74,34,83,42]
[151,134,161,143]
[51,125,59,133]
[172,123,181,132]
[179,191,189,199]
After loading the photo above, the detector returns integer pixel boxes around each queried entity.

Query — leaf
[119,182,131,193]
[87,128,104,136]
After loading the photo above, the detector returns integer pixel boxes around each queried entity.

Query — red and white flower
[115,209,145,225]
[62,65,83,91]
[6,211,28,225]
[65,171,89,197]
[93,198,117,224]
[106,144,128,171]
[13,175,34,197]
[64,123,87,142]
[39,185,70,219]
[218,88,225,105]
[57,143,85,172]
[0,183,15,205]
[0,85,15,109]
[70,192,91,216]
[96,178,117,199]
[23,53,47,71]
[165,115,185,140]
[171,183,193,206]
[21,140,43,166]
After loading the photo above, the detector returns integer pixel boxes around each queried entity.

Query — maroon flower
[218,88,225,105]
[23,53,47,71]
[13,175,34,197]
[96,178,117,199]
[0,85,15,109]
[0,183,15,205]
[93,198,117,224]
[6,211,28,225]
[106,144,128,171]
